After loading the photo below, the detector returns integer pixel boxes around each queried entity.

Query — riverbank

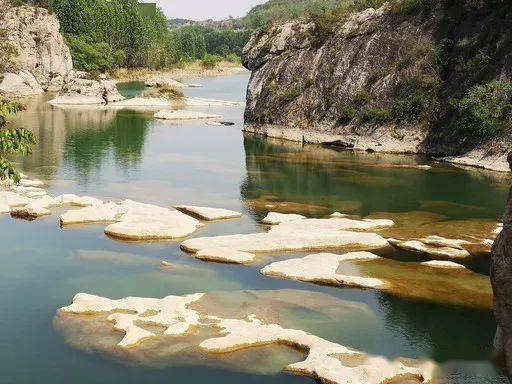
[112,61,248,83]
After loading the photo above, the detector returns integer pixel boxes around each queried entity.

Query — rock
[60,202,121,225]
[261,252,386,289]
[206,121,236,126]
[491,152,512,377]
[110,97,171,109]
[59,292,204,348]
[58,291,438,383]
[261,212,306,225]
[184,97,243,107]
[182,217,392,261]
[388,238,470,259]
[330,212,349,218]
[161,261,171,267]
[154,110,222,121]
[0,1,72,94]
[19,178,44,187]
[200,314,437,384]
[50,71,124,105]
[174,205,242,221]
[421,260,466,269]
[145,76,187,88]
[261,251,492,307]
[0,71,43,95]
[196,248,255,264]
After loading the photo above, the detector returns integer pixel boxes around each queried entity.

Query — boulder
[491,152,512,378]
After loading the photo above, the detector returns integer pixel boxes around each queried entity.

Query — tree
[0,98,35,183]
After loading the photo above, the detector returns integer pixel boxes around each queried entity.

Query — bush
[65,34,125,73]
[309,7,338,43]
[354,91,372,105]
[456,81,512,139]
[392,76,440,123]
[200,54,223,69]
[0,29,18,73]
[340,106,357,123]
[225,53,241,63]
[362,108,392,124]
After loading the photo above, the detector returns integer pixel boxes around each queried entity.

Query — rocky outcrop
[242,1,512,172]
[49,71,124,105]
[491,152,512,378]
[0,0,72,95]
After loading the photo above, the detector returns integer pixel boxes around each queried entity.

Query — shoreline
[243,124,510,174]
[112,61,248,83]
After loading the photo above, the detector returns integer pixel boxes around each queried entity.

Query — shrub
[278,84,303,103]
[456,81,512,139]
[362,108,392,124]
[354,90,372,105]
[340,106,357,123]
[200,54,222,69]
[225,53,241,63]
[0,29,18,73]
[392,76,440,123]
[309,7,338,43]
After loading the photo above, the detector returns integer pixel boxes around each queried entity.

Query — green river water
[0,72,509,383]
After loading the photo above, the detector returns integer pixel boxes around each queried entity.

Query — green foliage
[354,90,372,105]
[456,81,512,139]
[143,85,184,100]
[51,0,178,69]
[0,29,18,73]
[392,76,440,123]
[65,34,125,73]
[278,84,304,103]
[396,43,436,70]
[361,108,392,124]
[200,54,223,69]
[225,53,241,63]
[340,106,357,123]
[309,6,338,42]
[171,26,207,62]
[0,98,35,183]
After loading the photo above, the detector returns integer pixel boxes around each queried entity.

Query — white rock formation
[60,202,121,225]
[195,248,255,264]
[0,1,72,94]
[201,314,436,384]
[109,97,171,109]
[261,212,306,225]
[182,217,392,262]
[58,291,437,383]
[261,252,387,289]
[144,76,187,88]
[388,238,470,259]
[421,260,466,270]
[60,292,204,348]
[174,205,243,221]
[154,110,222,120]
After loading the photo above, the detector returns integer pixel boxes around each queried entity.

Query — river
[0,72,509,383]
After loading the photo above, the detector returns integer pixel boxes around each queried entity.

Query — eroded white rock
[174,205,243,221]
[154,110,222,120]
[388,238,470,259]
[196,247,255,264]
[421,260,466,270]
[60,202,121,225]
[261,212,306,225]
[262,252,386,288]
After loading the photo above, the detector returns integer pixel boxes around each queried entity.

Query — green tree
[0,99,35,183]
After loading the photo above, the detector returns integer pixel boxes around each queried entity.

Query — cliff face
[491,153,512,379]
[242,1,512,171]
[0,0,73,95]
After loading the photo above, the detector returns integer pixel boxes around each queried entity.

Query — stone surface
[174,205,242,221]
[196,247,255,264]
[421,260,466,269]
[145,76,187,88]
[182,217,392,262]
[58,291,437,383]
[388,238,470,259]
[60,202,121,225]
[0,0,72,94]
[154,110,222,121]
[491,153,512,378]
[262,252,386,289]
[109,97,171,109]
[261,212,306,225]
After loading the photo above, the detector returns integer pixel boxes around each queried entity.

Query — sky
[141,0,268,21]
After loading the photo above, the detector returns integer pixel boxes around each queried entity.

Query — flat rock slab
[154,110,222,120]
[196,248,255,264]
[261,212,306,225]
[182,217,393,263]
[388,238,470,259]
[174,205,242,221]
[49,96,106,105]
[261,251,491,308]
[57,291,437,384]
[110,97,171,109]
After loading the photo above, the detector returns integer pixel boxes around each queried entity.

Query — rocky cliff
[242,1,512,172]
[491,152,512,379]
[0,0,73,95]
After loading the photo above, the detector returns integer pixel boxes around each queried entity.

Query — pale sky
[141,0,268,21]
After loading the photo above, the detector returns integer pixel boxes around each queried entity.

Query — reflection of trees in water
[377,292,495,362]
[63,110,150,182]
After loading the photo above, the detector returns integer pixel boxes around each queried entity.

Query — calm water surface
[0,72,509,383]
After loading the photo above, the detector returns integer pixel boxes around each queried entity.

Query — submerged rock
[388,238,471,259]
[174,205,242,221]
[262,251,491,308]
[57,290,438,383]
[182,216,392,263]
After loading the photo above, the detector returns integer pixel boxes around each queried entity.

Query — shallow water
[0,72,509,383]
